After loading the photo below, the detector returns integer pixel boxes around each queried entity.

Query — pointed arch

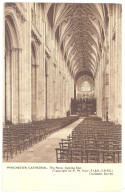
[4,10,22,124]
[5,6,23,49]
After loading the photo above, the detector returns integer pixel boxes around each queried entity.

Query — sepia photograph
[1,0,124,191]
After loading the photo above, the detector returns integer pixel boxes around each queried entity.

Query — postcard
[2,0,123,191]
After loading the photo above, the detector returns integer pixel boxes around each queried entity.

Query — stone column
[59,71,62,117]
[39,18,46,120]
[68,79,70,112]
[74,83,76,100]
[104,27,110,121]
[18,48,24,123]
[45,56,53,119]
[37,57,45,120]
[99,56,103,118]
[5,49,12,123]
[108,6,113,122]
[114,5,118,123]
[55,66,59,118]
[96,65,99,117]
[112,5,116,122]
[60,74,63,117]
[36,40,46,121]
[66,79,69,112]
[109,4,118,123]
[31,64,37,120]
[3,51,5,124]
[45,56,49,119]
[49,59,54,118]
[11,48,20,124]
[62,76,64,117]
[116,4,122,124]
[53,64,56,118]
[64,77,66,116]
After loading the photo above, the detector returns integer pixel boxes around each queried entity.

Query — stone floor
[5,119,83,163]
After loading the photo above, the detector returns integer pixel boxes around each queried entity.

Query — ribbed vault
[45,3,105,81]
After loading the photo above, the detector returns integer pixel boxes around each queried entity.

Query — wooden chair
[55,148,69,163]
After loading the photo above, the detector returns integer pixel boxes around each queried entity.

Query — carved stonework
[7,3,26,23]
[31,30,41,46]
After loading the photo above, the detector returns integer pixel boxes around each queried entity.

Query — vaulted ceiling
[45,3,107,81]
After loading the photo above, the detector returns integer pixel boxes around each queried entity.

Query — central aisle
[7,119,83,162]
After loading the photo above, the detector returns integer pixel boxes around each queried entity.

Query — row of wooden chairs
[55,117,121,163]
[3,116,79,161]
[55,147,121,163]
